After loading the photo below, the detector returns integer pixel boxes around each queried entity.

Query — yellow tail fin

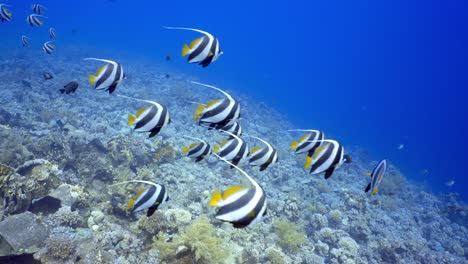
[304,156,313,169]
[182,44,191,57]
[371,188,378,195]
[182,146,189,154]
[208,190,222,206]
[214,144,219,154]
[193,103,205,121]
[128,114,136,126]
[223,186,246,200]
[290,141,298,151]
[127,199,135,210]
[88,75,97,86]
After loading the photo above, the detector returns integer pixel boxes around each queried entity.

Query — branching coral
[46,237,76,260]
[274,218,306,253]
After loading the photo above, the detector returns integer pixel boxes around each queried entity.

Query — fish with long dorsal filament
[248,135,278,171]
[84,58,124,94]
[0,4,12,22]
[289,129,325,158]
[304,139,352,179]
[182,136,212,162]
[42,41,55,54]
[213,129,249,168]
[26,14,46,27]
[365,159,387,195]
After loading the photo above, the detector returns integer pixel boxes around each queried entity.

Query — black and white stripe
[0,4,12,22]
[210,153,267,228]
[119,94,171,138]
[216,131,248,168]
[84,58,124,94]
[183,136,212,162]
[26,14,45,27]
[42,41,55,54]
[306,139,346,179]
[164,26,223,67]
[49,28,56,39]
[21,36,29,47]
[32,4,46,15]
[221,122,242,139]
[192,81,240,130]
[365,159,387,195]
[289,129,325,156]
[248,136,278,171]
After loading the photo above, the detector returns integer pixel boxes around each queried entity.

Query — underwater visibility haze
[0,0,467,263]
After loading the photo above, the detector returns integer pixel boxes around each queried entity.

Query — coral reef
[273,218,306,253]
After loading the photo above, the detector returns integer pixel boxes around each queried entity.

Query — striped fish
[84,58,124,94]
[31,4,46,15]
[221,122,242,139]
[304,139,352,179]
[365,159,387,195]
[0,4,12,22]
[209,153,267,228]
[118,94,171,138]
[42,41,55,54]
[249,136,278,171]
[164,26,223,67]
[111,180,169,217]
[289,129,325,157]
[192,81,240,130]
[182,136,212,162]
[49,28,56,39]
[21,36,29,47]
[214,131,249,168]
[26,14,45,27]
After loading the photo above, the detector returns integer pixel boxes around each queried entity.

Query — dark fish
[43,72,54,80]
[165,74,170,79]
[60,81,79,94]
[166,55,171,61]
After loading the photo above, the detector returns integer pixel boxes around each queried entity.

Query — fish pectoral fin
[290,141,298,151]
[208,190,222,206]
[208,51,214,57]
[182,44,191,57]
[127,199,135,210]
[88,75,97,86]
[213,144,219,154]
[128,114,136,126]
[222,185,246,200]
[304,156,313,169]
[193,103,205,121]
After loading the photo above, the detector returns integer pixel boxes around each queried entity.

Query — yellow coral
[274,218,306,253]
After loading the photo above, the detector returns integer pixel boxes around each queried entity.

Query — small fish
[71,28,79,34]
[289,129,325,157]
[365,160,387,195]
[165,74,170,79]
[304,139,352,179]
[420,169,429,175]
[164,26,223,67]
[43,72,53,80]
[192,81,240,130]
[165,55,171,61]
[209,153,267,228]
[21,36,30,47]
[26,14,45,27]
[221,122,242,139]
[60,81,79,94]
[0,4,12,23]
[119,94,171,138]
[31,4,46,15]
[49,28,56,39]
[248,136,278,171]
[182,136,212,162]
[397,144,404,150]
[213,130,248,168]
[445,180,455,187]
[111,180,169,217]
[84,58,124,94]
[42,41,55,54]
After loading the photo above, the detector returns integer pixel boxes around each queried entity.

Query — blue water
[2,0,467,201]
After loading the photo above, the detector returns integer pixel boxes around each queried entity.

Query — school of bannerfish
[1,2,388,228]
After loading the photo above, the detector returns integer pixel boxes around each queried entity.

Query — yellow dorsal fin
[290,141,298,151]
[182,146,189,154]
[367,172,372,177]
[193,103,205,121]
[127,199,135,210]
[136,107,146,118]
[128,114,136,126]
[182,44,191,57]
[251,146,261,154]
[223,185,246,200]
[214,144,219,154]
[96,65,107,76]
[304,156,313,169]
[220,140,229,148]
[298,133,310,144]
[206,99,220,107]
[189,37,202,48]
[208,190,222,206]
[189,143,197,149]
[88,75,97,86]
[312,145,327,159]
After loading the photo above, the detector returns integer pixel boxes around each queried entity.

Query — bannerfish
[43,72,53,80]
[111,180,169,217]
[21,36,29,47]
[182,136,212,162]
[248,136,278,171]
[214,130,248,168]
[289,129,325,157]
[209,153,267,228]
[445,180,455,187]
[84,58,124,94]
[31,4,46,15]
[42,41,55,54]
[26,14,45,27]
[192,81,240,130]
[118,94,171,138]
[164,26,223,67]
[0,4,12,22]
[49,27,56,39]
[304,139,352,179]
[60,81,79,94]
[365,159,387,195]
[221,122,242,139]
